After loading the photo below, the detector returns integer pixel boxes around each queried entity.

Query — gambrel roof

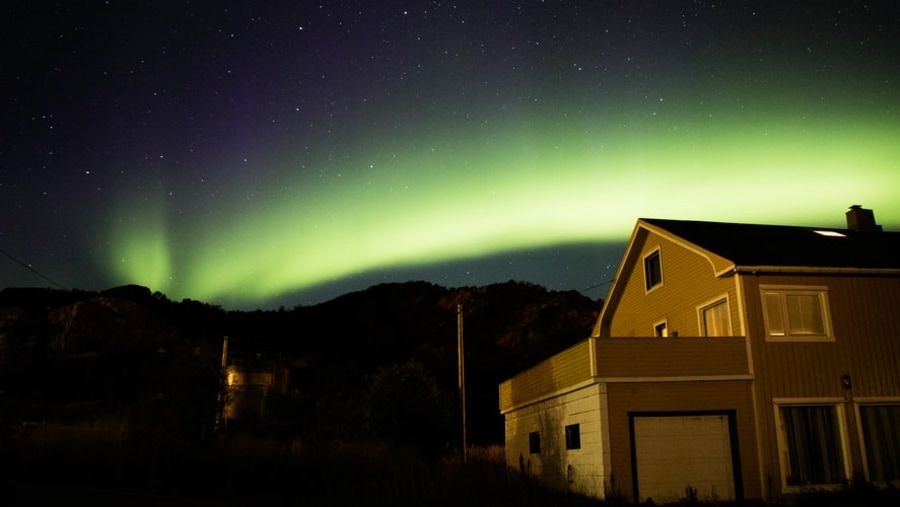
[641,218,900,270]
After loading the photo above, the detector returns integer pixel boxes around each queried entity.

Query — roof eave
[734,266,900,275]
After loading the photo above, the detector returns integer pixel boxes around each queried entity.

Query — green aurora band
[107,102,900,308]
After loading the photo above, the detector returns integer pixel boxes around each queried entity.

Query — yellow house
[499,206,900,503]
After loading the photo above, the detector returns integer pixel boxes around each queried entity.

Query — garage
[631,412,739,503]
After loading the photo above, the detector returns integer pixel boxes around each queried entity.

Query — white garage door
[633,414,736,503]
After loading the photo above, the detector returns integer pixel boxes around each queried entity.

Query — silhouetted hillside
[0,281,600,446]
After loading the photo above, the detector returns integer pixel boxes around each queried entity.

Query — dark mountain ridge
[0,281,600,446]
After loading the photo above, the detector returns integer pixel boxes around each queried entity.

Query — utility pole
[214,336,229,434]
[457,304,467,463]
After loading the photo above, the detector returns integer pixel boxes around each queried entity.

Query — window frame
[760,285,834,342]
[653,318,669,337]
[697,295,732,337]
[565,423,581,450]
[773,398,850,492]
[854,398,900,485]
[643,247,663,293]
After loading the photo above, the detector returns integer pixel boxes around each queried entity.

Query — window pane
[645,251,661,290]
[764,292,785,336]
[703,300,731,336]
[782,406,844,486]
[529,431,541,454]
[654,322,668,337]
[786,294,825,335]
[860,405,900,482]
[565,424,581,450]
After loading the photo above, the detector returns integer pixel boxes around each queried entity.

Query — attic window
[814,230,846,237]
[644,249,663,291]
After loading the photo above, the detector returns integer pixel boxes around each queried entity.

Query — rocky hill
[0,281,600,446]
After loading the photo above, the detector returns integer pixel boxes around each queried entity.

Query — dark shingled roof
[641,218,900,270]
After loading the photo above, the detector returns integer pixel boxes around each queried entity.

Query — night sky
[3,1,899,310]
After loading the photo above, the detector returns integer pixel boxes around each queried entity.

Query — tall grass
[5,426,899,506]
[4,426,602,506]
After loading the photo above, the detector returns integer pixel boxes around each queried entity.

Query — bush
[362,359,454,455]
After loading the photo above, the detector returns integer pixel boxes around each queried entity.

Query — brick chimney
[846,205,882,232]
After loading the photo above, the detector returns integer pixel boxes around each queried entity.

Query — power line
[581,277,615,295]
[0,248,67,290]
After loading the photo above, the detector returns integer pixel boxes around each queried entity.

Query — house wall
[503,383,607,498]
[594,336,749,378]
[740,272,900,497]
[608,231,739,338]
[499,340,592,413]
[604,379,762,502]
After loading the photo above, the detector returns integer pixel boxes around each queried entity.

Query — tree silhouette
[362,359,453,455]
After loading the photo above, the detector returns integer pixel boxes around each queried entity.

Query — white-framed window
[643,248,663,292]
[760,286,833,341]
[653,319,669,337]
[698,296,731,336]
[774,400,848,490]
[856,401,900,483]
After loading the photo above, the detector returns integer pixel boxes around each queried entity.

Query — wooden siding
[743,273,900,398]
[594,336,750,378]
[739,272,900,497]
[608,231,739,338]
[499,340,592,412]
[604,380,761,502]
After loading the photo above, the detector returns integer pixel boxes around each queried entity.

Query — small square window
[654,321,668,337]
[644,249,662,291]
[529,431,541,454]
[565,424,581,450]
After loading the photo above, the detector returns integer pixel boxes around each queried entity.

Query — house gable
[594,219,737,338]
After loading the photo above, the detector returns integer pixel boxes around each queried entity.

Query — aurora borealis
[3,2,899,309]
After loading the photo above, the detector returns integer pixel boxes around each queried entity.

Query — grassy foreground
[4,427,602,507]
[5,426,899,506]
